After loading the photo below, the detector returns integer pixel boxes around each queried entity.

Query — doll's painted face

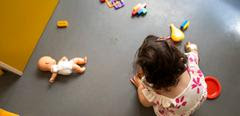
[38,56,56,71]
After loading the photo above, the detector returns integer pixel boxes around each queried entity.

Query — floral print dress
[141,52,207,116]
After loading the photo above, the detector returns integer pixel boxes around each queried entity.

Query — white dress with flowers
[141,52,207,116]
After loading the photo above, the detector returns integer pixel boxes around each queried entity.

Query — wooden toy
[57,20,68,28]
[170,24,185,42]
[38,56,87,83]
[205,76,222,99]
[132,3,147,16]
[111,0,124,10]
[100,0,105,3]
[180,20,190,31]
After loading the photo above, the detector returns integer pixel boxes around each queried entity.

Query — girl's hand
[130,75,144,88]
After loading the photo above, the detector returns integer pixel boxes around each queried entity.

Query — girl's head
[135,35,187,90]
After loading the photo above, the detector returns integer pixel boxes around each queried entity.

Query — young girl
[130,35,207,116]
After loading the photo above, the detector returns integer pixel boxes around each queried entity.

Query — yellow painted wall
[0,0,58,72]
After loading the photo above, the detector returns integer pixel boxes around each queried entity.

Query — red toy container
[205,76,222,99]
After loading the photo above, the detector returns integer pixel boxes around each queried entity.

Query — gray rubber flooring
[1,0,240,115]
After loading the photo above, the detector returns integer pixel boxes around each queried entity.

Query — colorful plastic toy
[100,0,105,3]
[132,3,147,16]
[170,24,185,42]
[137,8,147,15]
[180,20,190,31]
[111,0,124,10]
[57,20,68,28]
[105,0,113,8]
[205,76,222,99]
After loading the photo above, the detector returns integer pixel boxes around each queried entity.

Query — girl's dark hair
[135,35,187,90]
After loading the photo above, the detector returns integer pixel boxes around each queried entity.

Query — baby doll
[38,56,87,83]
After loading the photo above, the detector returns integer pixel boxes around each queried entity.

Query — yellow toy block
[57,20,68,28]
[0,109,19,116]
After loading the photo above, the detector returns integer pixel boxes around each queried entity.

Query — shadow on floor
[0,71,19,96]
[223,0,240,11]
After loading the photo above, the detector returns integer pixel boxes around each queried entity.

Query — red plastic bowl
[205,76,221,99]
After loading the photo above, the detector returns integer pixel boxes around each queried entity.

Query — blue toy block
[137,8,147,16]
[180,20,190,31]
[137,8,144,15]
[142,8,147,15]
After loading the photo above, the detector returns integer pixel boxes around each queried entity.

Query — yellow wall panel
[0,0,58,73]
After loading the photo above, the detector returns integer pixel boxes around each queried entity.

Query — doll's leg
[73,64,86,73]
[73,56,87,65]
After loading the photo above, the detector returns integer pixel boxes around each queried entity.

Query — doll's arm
[49,73,58,83]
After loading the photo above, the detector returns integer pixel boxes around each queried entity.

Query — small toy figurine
[180,20,190,31]
[170,24,185,42]
[57,20,68,28]
[132,3,147,16]
[38,56,87,83]
[111,0,124,10]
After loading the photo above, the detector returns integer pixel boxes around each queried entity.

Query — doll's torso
[51,59,74,75]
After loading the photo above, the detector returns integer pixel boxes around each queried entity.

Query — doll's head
[135,35,187,90]
[38,56,56,72]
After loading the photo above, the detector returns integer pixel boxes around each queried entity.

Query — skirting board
[0,61,23,76]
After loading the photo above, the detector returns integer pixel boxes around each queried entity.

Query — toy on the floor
[105,0,113,8]
[170,24,185,42]
[180,20,190,31]
[38,56,87,83]
[205,76,222,99]
[99,0,105,3]
[57,20,68,28]
[0,108,19,116]
[132,3,147,16]
[102,0,124,9]
[111,0,124,9]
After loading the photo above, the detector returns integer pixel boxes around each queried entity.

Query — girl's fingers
[130,78,136,86]
[133,76,138,82]
[134,76,140,83]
